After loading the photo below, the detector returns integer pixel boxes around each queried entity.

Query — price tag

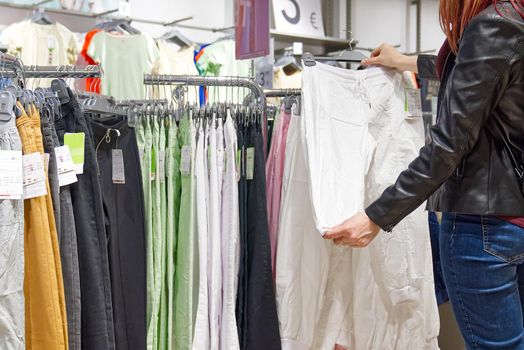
[112,149,126,184]
[158,150,166,182]
[150,147,156,181]
[138,147,144,167]
[23,153,46,185]
[23,152,47,199]
[235,149,242,182]
[0,150,23,200]
[246,147,255,180]
[64,133,85,174]
[44,153,50,176]
[405,88,423,119]
[180,145,191,176]
[292,42,303,56]
[118,1,131,17]
[47,35,56,50]
[272,0,325,36]
[55,145,78,187]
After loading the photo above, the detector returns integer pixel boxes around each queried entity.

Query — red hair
[440,0,524,53]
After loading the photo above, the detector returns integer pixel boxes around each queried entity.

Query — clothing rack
[143,75,265,102]
[143,74,268,155]
[20,65,101,79]
[0,59,101,81]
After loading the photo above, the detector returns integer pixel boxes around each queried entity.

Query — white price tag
[23,153,46,185]
[246,147,255,180]
[180,145,191,176]
[112,149,126,184]
[272,0,325,36]
[44,153,50,177]
[138,147,144,167]
[405,88,423,119]
[292,42,303,56]
[47,35,56,50]
[0,150,23,200]
[158,150,166,183]
[23,153,47,200]
[55,145,78,187]
[118,1,131,17]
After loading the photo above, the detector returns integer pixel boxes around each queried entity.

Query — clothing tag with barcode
[180,145,191,176]
[47,35,56,49]
[158,150,166,182]
[55,145,78,187]
[22,152,47,199]
[246,147,255,180]
[112,149,126,184]
[405,88,423,118]
[0,150,23,200]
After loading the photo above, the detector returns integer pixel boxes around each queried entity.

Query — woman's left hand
[323,212,381,248]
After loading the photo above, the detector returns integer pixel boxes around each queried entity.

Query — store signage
[236,0,270,60]
[272,0,325,37]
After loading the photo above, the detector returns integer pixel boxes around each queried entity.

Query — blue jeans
[429,211,449,305]
[441,213,524,350]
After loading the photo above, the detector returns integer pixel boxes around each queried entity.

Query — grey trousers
[0,116,25,349]
[41,106,82,350]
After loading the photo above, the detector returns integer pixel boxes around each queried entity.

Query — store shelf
[0,1,117,18]
[270,29,351,55]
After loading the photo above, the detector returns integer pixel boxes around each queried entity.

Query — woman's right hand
[361,44,418,73]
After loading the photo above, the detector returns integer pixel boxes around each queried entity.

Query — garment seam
[450,214,479,350]
[457,38,518,157]
[483,216,524,263]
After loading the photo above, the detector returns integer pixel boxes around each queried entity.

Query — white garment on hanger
[192,124,210,350]
[276,108,332,350]
[220,113,241,350]
[276,64,439,350]
[207,118,222,350]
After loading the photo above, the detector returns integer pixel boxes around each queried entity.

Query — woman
[324,0,524,348]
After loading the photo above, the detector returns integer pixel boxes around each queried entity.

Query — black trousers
[42,105,82,350]
[86,114,146,350]
[56,89,116,350]
[236,122,282,350]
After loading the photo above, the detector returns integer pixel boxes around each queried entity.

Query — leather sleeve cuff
[365,201,395,233]
[417,54,438,80]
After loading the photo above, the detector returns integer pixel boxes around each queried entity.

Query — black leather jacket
[366,2,524,232]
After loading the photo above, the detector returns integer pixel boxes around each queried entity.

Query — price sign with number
[272,0,325,37]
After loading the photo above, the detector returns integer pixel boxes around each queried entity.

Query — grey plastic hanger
[30,7,55,25]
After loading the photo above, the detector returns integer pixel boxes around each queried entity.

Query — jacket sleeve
[417,54,438,80]
[365,15,520,231]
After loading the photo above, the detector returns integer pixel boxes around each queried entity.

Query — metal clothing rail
[1,64,101,80]
[264,88,301,97]
[21,65,101,79]
[143,74,268,155]
[143,74,266,109]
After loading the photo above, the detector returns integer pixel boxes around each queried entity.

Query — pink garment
[266,107,292,279]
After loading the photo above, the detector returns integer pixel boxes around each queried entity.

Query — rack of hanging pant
[0,63,114,350]
[142,74,281,350]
